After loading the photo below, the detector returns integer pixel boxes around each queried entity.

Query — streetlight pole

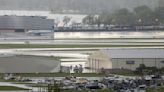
[155,18,159,30]
[136,19,142,31]
[155,18,159,24]
[138,19,142,30]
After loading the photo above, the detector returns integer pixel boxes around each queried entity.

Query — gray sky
[0,0,159,14]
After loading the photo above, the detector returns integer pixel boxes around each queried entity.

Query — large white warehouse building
[87,49,164,71]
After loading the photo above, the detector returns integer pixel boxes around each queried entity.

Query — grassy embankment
[0,73,105,79]
[61,89,113,92]
[0,44,164,48]
[14,73,105,77]
[146,87,164,92]
[0,86,29,91]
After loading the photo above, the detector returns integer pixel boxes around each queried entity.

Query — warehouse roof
[101,49,164,59]
[0,16,54,30]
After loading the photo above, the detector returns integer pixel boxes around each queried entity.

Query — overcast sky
[0,0,159,14]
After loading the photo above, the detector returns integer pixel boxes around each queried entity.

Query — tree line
[82,5,163,26]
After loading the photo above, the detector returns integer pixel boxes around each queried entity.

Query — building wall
[112,58,164,70]
[0,29,54,39]
[112,58,142,70]
[87,51,112,70]
[0,16,54,30]
[87,50,164,71]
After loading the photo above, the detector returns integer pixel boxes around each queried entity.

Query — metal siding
[0,16,54,30]
[112,58,164,70]
[101,49,164,58]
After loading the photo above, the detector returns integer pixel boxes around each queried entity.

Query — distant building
[87,49,164,71]
[0,16,54,39]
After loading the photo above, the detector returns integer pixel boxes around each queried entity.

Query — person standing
[74,65,79,73]
[79,64,83,73]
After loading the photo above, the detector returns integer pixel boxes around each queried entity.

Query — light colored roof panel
[101,49,164,58]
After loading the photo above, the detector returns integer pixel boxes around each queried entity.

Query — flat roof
[101,48,164,59]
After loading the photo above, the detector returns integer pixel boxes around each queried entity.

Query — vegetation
[146,87,164,92]
[0,86,29,90]
[135,64,164,75]
[47,82,113,92]
[0,44,164,48]
[61,89,113,92]
[111,70,138,76]
[63,16,71,26]
[109,64,164,76]
[83,5,163,26]
[13,73,105,77]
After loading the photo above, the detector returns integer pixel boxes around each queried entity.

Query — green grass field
[61,89,113,92]
[0,86,29,90]
[14,73,105,77]
[0,73,106,78]
[0,44,164,48]
[146,87,164,92]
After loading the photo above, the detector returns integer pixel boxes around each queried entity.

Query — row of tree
[82,5,163,26]
[135,64,164,75]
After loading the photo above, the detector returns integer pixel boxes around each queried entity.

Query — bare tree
[63,16,71,26]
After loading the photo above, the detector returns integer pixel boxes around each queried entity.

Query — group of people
[72,64,83,73]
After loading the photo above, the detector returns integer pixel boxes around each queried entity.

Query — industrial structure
[0,16,54,39]
[87,49,164,71]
